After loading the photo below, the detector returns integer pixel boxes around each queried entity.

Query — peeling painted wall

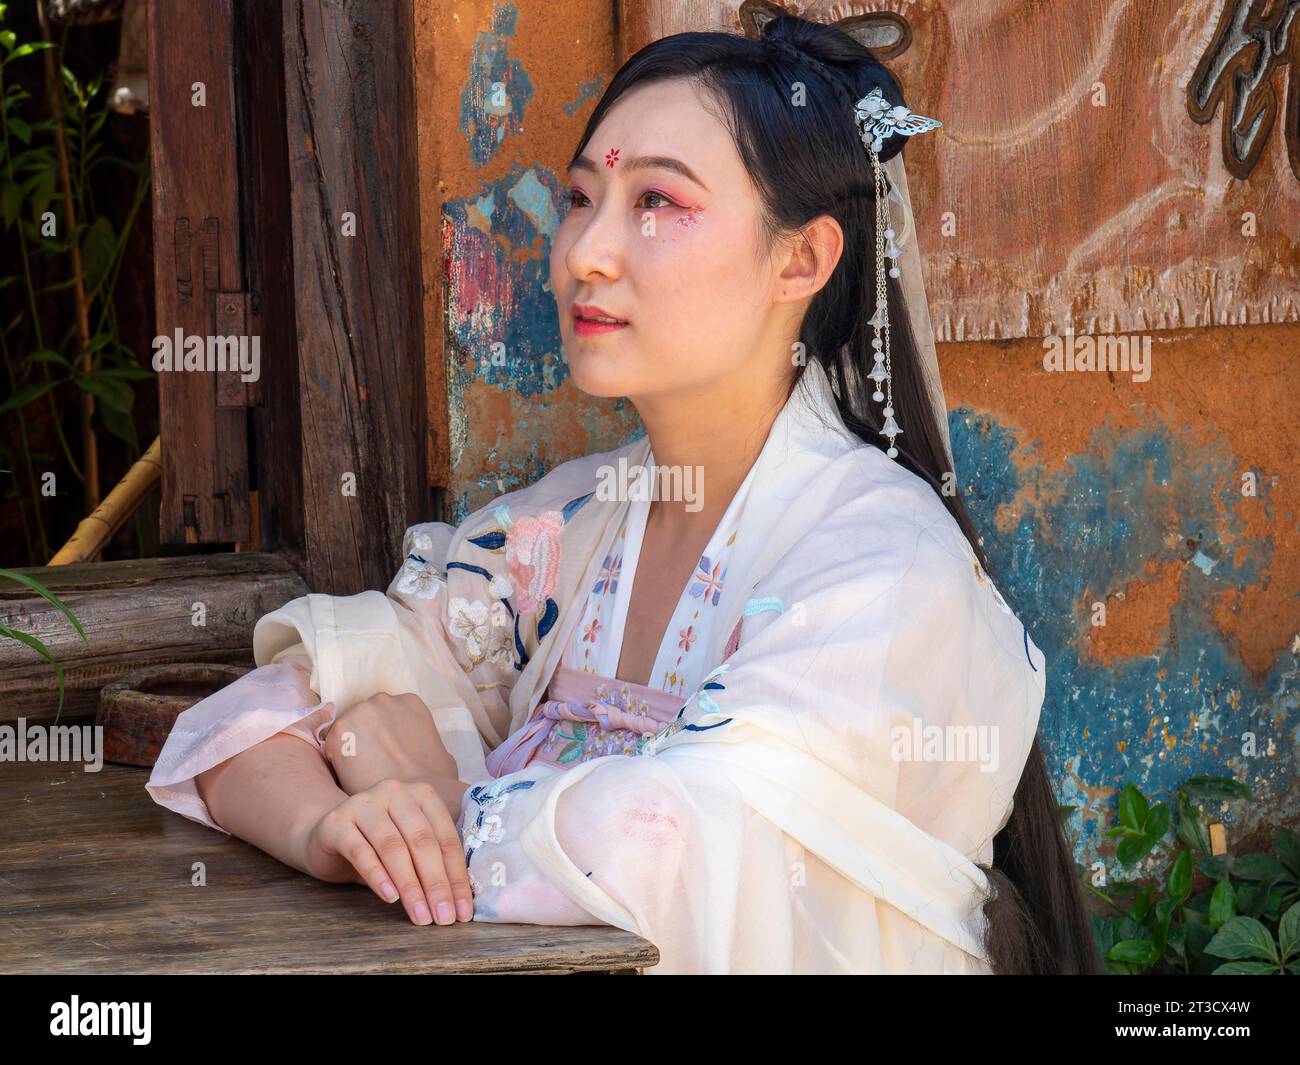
[416,1,1297,870]
[416,0,642,524]
[943,328,1298,871]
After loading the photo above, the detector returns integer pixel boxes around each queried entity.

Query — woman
[147,13,1100,974]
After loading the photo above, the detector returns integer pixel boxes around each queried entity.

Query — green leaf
[1209,879,1236,929]
[0,623,68,716]
[1183,775,1252,801]
[1176,792,1211,856]
[1199,855,1231,880]
[1277,827,1300,877]
[1117,833,1158,866]
[0,179,19,228]
[0,568,89,646]
[23,348,69,368]
[1118,783,1149,832]
[1167,849,1192,903]
[0,378,58,413]
[7,41,55,61]
[0,30,15,52]
[30,166,55,220]
[1210,961,1276,975]
[73,373,133,413]
[79,215,115,293]
[1232,853,1286,881]
[1145,802,1172,839]
[1279,902,1300,961]
[1109,939,1160,965]
[8,114,30,143]
[1204,916,1278,962]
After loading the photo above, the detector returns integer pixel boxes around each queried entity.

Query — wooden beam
[148,0,252,544]
[0,554,308,722]
[282,0,430,593]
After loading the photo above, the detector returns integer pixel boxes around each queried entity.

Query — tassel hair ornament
[763,33,942,460]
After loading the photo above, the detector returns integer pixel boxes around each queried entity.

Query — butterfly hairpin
[853,87,942,153]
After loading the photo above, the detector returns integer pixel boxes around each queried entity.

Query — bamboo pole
[49,436,160,565]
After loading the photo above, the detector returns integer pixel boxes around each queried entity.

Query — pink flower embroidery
[505,510,565,612]
[583,617,602,643]
[678,624,697,652]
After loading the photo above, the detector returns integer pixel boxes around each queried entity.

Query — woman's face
[550,78,799,406]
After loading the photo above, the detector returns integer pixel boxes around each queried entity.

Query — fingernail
[380,881,399,903]
[435,901,455,925]
[413,900,433,924]
[456,898,473,922]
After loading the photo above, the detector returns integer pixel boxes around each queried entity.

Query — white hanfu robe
[146,357,1046,974]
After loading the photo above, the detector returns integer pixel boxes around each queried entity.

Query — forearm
[196,732,349,880]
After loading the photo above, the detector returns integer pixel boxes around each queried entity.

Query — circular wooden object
[98,663,251,767]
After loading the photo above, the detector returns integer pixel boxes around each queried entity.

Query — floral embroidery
[397,531,444,600]
[448,597,513,667]
[505,512,565,612]
[461,777,537,871]
[688,556,726,606]
[678,624,697,652]
[582,617,602,643]
[594,552,621,595]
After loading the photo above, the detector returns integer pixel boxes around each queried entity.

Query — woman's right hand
[302,777,474,926]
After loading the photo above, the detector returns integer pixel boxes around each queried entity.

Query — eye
[566,188,591,209]
[638,189,676,210]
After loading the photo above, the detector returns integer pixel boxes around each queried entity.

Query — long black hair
[566,12,1101,974]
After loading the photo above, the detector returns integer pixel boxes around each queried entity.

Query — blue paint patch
[460,2,533,165]
[949,407,1293,866]
[508,168,560,239]
[563,76,606,117]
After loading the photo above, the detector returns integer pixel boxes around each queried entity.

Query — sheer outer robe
[248,358,1046,973]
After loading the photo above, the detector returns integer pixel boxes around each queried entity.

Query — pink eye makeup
[676,202,705,230]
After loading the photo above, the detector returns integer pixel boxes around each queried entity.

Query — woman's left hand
[323,691,461,797]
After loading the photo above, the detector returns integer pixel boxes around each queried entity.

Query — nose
[562,194,624,285]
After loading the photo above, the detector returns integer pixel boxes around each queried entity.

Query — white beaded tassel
[867,145,902,459]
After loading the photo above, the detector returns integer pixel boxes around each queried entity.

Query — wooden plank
[0,553,307,721]
[0,760,658,974]
[148,0,252,543]
[282,0,430,592]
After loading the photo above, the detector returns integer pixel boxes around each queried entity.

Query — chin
[563,344,641,399]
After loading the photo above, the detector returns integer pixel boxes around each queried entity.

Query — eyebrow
[568,154,709,192]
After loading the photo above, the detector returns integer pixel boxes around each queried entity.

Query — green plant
[1,2,152,564]
[1089,776,1300,974]
[0,565,88,721]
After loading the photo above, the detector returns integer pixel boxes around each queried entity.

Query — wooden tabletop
[0,758,658,974]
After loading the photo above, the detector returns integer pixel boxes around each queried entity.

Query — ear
[738,1,792,40]
[832,12,913,60]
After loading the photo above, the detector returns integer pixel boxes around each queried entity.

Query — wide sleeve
[145,649,334,834]
[146,519,522,830]
[247,521,523,784]
[452,512,1046,974]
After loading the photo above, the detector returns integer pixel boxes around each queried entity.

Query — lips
[571,303,628,325]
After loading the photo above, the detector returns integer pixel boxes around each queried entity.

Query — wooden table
[0,758,658,974]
